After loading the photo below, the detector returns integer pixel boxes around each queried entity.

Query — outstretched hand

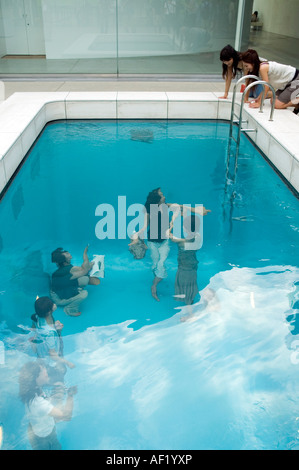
[202,207,211,216]
[128,232,139,246]
[249,100,261,108]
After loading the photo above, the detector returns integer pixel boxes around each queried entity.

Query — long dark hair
[19,362,43,406]
[241,49,262,78]
[220,44,242,79]
[144,188,163,214]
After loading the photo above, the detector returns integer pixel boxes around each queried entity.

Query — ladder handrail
[229,75,260,138]
[241,80,276,119]
[249,80,276,118]
[229,75,276,138]
[226,77,276,185]
[237,80,276,148]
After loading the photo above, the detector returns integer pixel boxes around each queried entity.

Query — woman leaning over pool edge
[219,44,263,102]
[219,45,243,99]
[242,49,299,113]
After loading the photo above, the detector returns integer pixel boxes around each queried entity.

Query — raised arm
[70,245,93,279]
[49,386,77,422]
[180,204,211,216]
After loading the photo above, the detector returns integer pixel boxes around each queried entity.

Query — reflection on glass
[0,0,298,75]
[118,0,238,74]
[42,0,116,59]
[0,0,241,75]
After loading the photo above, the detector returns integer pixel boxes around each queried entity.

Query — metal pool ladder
[226,75,276,183]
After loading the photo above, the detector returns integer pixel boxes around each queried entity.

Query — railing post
[242,80,276,121]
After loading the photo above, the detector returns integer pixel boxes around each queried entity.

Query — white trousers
[147,240,170,279]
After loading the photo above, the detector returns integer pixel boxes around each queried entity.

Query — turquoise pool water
[0,120,298,450]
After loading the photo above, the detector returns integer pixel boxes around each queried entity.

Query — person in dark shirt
[129,188,171,302]
[50,246,100,317]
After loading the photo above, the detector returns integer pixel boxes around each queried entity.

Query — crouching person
[50,246,100,317]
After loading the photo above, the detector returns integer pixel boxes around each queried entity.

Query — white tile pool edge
[0,91,298,195]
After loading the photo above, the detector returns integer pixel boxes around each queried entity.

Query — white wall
[253,0,299,39]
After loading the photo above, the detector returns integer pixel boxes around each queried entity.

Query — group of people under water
[129,188,210,304]
[17,188,210,450]
[14,42,299,451]
[219,44,299,114]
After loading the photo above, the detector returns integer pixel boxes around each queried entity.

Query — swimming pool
[0,119,298,450]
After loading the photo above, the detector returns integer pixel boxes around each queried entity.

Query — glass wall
[0,0,254,76]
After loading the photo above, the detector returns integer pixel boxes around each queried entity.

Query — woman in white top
[242,49,299,113]
[19,361,77,450]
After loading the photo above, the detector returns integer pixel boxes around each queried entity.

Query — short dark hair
[51,247,67,266]
[34,296,55,318]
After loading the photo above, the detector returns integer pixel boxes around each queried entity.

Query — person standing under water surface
[129,188,171,302]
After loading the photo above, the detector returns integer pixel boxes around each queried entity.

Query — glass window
[0,0,276,77]
[118,0,239,74]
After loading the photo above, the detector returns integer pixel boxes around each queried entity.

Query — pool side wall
[0,92,298,195]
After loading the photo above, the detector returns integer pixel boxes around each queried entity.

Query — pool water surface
[0,120,298,450]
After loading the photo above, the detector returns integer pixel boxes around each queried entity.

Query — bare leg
[151,276,162,301]
[274,98,297,109]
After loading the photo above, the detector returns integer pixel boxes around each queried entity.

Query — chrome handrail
[229,75,260,138]
[226,76,276,184]
[236,80,276,148]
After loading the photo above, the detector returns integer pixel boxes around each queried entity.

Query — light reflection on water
[0,266,298,450]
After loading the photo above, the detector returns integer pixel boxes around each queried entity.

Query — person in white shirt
[242,49,299,113]
[19,361,77,450]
